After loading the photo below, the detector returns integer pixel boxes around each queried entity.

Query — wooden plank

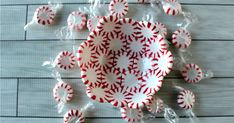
[1,117,234,123]
[0,79,17,116]
[1,0,234,5]
[1,41,233,78]
[0,6,26,40]
[18,78,234,117]
[26,4,234,40]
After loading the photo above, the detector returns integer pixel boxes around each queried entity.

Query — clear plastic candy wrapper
[24,0,63,30]
[173,84,199,123]
[173,51,214,84]
[63,102,95,123]
[146,96,179,123]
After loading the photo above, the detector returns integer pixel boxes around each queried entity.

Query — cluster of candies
[31,0,214,123]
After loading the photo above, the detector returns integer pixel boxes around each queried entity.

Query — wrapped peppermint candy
[24,0,63,30]
[146,96,179,123]
[63,102,95,123]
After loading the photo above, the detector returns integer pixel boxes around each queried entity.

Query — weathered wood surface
[1,41,233,78]
[0,0,234,123]
[25,4,234,40]
[1,0,234,5]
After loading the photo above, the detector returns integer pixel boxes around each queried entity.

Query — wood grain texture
[18,78,234,117]
[0,6,26,40]
[1,117,234,123]
[1,41,233,77]
[0,79,17,116]
[26,4,234,40]
[1,0,234,5]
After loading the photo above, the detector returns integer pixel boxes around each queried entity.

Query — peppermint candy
[162,0,182,16]
[87,16,102,31]
[67,11,87,31]
[147,97,164,114]
[35,5,55,25]
[109,0,129,18]
[86,83,108,103]
[181,63,203,83]
[64,109,85,123]
[172,28,192,49]
[55,51,76,70]
[120,107,143,122]
[53,82,74,103]
[177,89,195,109]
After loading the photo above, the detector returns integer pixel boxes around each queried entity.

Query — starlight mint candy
[181,63,203,83]
[162,0,182,16]
[67,11,87,31]
[109,0,129,18]
[55,51,76,70]
[172,28,192,49]
[177,89,195,109]
[24,2,62,30]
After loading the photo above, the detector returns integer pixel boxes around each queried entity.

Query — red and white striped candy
[133,54,155,76]
[87,29,108,52]
[53,82,74,103]
[77,41,93,69]
[172,28,192,49]
[106,32,127,55]
[35,5,56,25]
[137,0,149,3]
[155,21,167,37]
[105,85,131,108]
[86,83,108,103]
[109,0,129,18]
[81,64,102,87]
[127,86,153,109]
[125,36,146,58]
[55,51,76,70]
[177,89,195,109]
[63,109,85,123]
[120,107,143,122]
[140,71,164,94]
[113,51,135,75]
[181,63,203,83]
[121,70,141,92]
[96,15,121,38]
[136,21,158,42]
[67,11,87,31]
[162,0,182,16]
[145,34,168,59]
[87,16,102,31]
[91,48,115,71]
[147,97,164,114]
[119,18,138,41]
[153,50,173,76]
[101,68,122,90]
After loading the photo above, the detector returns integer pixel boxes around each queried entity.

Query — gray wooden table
[1,0,234,123]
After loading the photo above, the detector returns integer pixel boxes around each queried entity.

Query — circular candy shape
[127,86,153,109]
[125,36,146,58]
[87,29,108,52]
[86,83,108,103]
[121,70,141,92]
[120,107,143,122]
[147,97,164,114]
[153,50,173,76]
[96,15,121,38]
[140,71,164,94]
[177,89,195,109]
[145,35,168,59]
[87,16,102,31]
[35,5,56,25]
[109,0,129,18]
[77,41,93,69]
[181,63,203,83]
[55,51,76,70]
[53,82,74,103]
[133,54,155,76]
[113,51,135,75]
[162,0,182,16]
[81,64,102,87]
[101,68,122,89]
[63,109,85,123]
[136,21,158,42]
[172,28,192,49]
[119,18,138,41]
[155,21,167,37]
[105,85,131,108]
[67,11,87,31]
[106,32,127,55]
[91,48,115,71]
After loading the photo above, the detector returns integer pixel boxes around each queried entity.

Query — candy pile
[38,0,213,123]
